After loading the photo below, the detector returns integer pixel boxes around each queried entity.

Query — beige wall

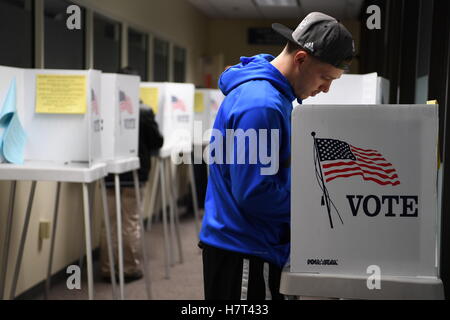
[0,180,103,298]
[207,19,298,69]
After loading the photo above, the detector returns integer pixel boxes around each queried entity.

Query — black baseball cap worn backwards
[272,12,355,70]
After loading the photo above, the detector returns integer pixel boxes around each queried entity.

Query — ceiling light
[254,0,298,7]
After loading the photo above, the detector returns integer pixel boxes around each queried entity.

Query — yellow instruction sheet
[194,92,205,113]
[140,87,159,114]
[36,74,87,114]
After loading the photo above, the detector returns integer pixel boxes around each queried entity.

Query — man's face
[291,52,344,100]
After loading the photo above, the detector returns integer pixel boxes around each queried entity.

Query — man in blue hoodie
[199,12,355,300]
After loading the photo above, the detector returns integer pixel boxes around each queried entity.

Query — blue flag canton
[316,138,356,162]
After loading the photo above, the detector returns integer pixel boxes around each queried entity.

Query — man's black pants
[200,242,284,300]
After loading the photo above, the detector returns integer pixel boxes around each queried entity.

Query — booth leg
[45,182,61,300]
[10,181,37,299]
[159,159,171,279]
[0,181,17,300]
[146,159,160,232]
[78,183,95,274]
[82,183,95,300]
[132,170,153,299]
[188,161,201,239]
[169,162,183,264]
[114,174,125,300]
[100,179,118,300]
[165,158,177,266]
[143,158,157,225]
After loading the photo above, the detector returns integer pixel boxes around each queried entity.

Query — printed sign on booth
[291,105,439,278]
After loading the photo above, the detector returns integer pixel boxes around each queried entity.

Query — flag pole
[312,132,334,229]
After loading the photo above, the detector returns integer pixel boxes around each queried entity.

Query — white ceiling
[187,0,364,20]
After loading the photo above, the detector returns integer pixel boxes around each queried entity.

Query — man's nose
[320,85,329,93]
[321,81,332,93]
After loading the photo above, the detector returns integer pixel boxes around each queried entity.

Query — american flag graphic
[172,96,187,112]
[315,138,400,186]
[210,98,219,111]
[91,89,99,115]
[119,90,133,114]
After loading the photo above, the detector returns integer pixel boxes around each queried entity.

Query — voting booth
[194,89,224,145]
[100,74,152,300]
[302,73,390,105]
[0,65,102,167]
[140,81,197,280]
[0,65,112,301]
[282,104,444,299]
[140,82,195,155]
[101,73,140,162]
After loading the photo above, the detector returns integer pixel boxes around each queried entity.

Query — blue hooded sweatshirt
[199,54,300,268]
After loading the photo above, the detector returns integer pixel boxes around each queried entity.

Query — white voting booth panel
[0,65,102,166]
[209,89,224,131]
[0,66,108,302]
[291,105,440,280]
[302,73,390,105]
[194,89,224,144]
[101,74,140,161]
[194,90,209,125]
[141,82,194,155]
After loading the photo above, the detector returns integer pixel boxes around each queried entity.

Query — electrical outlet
[39,220,51,240]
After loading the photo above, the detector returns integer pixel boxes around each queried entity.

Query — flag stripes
[119,90,133,114]
[316,138,400,186]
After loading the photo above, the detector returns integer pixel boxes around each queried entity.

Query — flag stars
[316,138,357,161]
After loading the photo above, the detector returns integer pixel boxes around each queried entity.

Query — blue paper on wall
[0,78,26,164]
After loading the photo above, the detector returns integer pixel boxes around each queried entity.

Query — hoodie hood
[219,54,297,102]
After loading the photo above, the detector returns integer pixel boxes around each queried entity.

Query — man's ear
[294,50,308,67]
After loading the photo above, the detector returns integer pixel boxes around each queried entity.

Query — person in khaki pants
[100,187,144,281]
[100,66,164,282]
